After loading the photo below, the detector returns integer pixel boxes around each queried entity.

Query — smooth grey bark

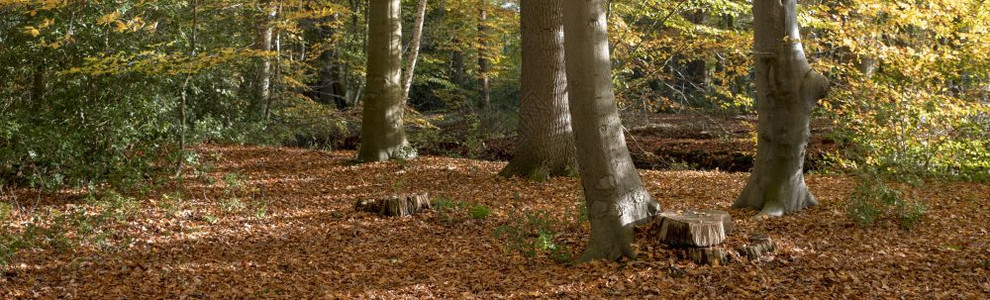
[253,0,278,121]
[734,0,828,217]
[400,0,428,101]
[358,0,415,162]
[477,4,490,110]
[499,0,577,179]
[563,0,659,261]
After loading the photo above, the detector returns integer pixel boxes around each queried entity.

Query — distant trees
[499,0,577,179]
[358,0,415,162]
[562,0,659,261]
[734,0,828,216]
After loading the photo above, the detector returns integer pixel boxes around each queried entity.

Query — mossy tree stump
[355,193,431,217]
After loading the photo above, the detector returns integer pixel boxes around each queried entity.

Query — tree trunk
[400,0,428,102]
[253,0,278,121]
[683,10,709,95]
[358,0,415,162]
[30,63,44,104]
[657,210,731,247]
[477,4,490,110]
[312,14,349,108]
[499,0,577,179]
[562,0,660,262]
[734,0,828,216]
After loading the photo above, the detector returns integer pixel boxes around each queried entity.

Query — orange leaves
[1,144,988,298]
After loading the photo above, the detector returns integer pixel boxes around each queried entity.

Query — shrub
[469,204,491,220]
[495,209,571,263]
[846,172,929,230]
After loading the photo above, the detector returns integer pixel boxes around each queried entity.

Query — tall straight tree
[400,0,428,101]
[252,0,278,121]
[499,0,577,179]
[477,2,491,110]
[734,0,828,216]
[358,0,415,162]
[563,0,659,261]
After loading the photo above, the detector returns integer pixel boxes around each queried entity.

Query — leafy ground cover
[0,145,986,298]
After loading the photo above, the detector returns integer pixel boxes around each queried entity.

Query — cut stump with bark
[355,193,431,217]
[657,210,731,247]
[738,233,776,260]
[677,247,729,266]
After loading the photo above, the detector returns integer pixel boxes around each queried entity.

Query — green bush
[846,172,929,230]
[469,204,491,220]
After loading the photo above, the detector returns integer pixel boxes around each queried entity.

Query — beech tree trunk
[400,0,428,101]
[562,0,660,262]
[253,0,278,121]
[734,0,828,216]
[358,0,415,162]
[499,0,577,179]
[477,5,491,110]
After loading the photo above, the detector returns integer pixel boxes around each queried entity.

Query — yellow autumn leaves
[97,10,155,33]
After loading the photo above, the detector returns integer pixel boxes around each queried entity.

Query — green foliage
[495,209,571,263]
[220,198,246,213]
[0,189,136,265]
[846,172,929,230]
[807,0,990,181]
[468,204,491,220]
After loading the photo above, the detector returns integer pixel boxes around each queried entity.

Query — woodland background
[0,0,988,298]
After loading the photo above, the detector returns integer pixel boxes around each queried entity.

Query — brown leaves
[0,145,987,298]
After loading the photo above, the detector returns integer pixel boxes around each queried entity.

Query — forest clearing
[2,0,988,298]
[1,145,986,298]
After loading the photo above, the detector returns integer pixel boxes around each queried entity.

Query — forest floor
[1,145,987,298]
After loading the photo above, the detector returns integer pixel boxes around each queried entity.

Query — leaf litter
[0,145,987,298]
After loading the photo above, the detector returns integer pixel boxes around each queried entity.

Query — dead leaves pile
[0,145,987,298]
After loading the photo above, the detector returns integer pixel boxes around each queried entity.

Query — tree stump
[678,247,729,266]
[354,193,431,217]
[737,233,776,260]
[657,210,731,247]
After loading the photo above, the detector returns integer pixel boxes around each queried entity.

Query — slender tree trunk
[734,0,828,217]
[401,0,428,101]
[30,64,44,104]
[177,0,198,177]
[254,0,278,121]
[477,4,490,110]
[499,0,577,179]
[312,14,349,108]
[563,0,659,261]
[358,0,415,162]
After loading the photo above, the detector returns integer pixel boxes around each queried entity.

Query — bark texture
[477,4,491,110]
[657,210,731,247]
[562,0,660,262]
[355,193,431,217]
[499,0,577,179]
[358,0,415,162]
[400,0,428,101]
[253,0,278,121]
[734,0,828,216]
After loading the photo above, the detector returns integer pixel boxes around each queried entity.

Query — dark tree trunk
[499,0,577,179]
